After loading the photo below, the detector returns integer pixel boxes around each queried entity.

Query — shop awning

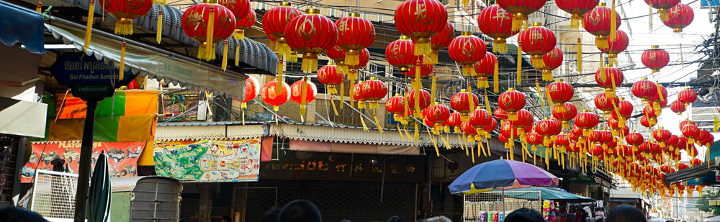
[664,158,717,185]
[487,187,593,202]
[45,20,251,98]
[0,1,44,54]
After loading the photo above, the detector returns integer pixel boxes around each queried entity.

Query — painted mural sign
[21,142,144,183]
[153,139,261,182]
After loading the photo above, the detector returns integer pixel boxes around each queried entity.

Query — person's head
[261,208,279,222]
[0,207,48,222]
[278,199,322,222]
[504,208,544,222]
[606,205,645,222]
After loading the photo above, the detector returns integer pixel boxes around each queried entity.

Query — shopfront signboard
[20,141,145,183]
[153,139,261,182]
[50,52,135,100]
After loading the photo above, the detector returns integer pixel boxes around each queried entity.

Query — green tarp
[487,187,593,202]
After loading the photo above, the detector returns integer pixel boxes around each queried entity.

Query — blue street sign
[51,52,135,86]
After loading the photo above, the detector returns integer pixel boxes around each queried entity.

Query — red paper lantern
[646,0,680,22]
[670,100,685,114]
[317,63,345,86]
[595,67,624,98]
[231,5,255,40]
[498,88,526,121]
[583,3,621,48]
[262,2,301,58]
[574,111,599,132]
[448,33,487,77]
[662,3,693,33]
[426,104,451,127]
[101,0,153,35]
[594,93,619,116]
[640,115,657,128]
[484,118,498,133]
[653,128,672,147]
[407,89,432,110]
[462,121,478,136]
[181,2,236,60]
[477,5,519,53]
[219,0,251,39]
[552,102,577,129]
[626,132,644,148]
[555,0,599,28]
[538,47,563,81]
[394,0,448,56]
[643,105,658,118]
[336,13,375,66]
[527,132,544,146]
[444,112,462,133]
[352,81,366,102]
[597,30,629,64]
[361,79,388,102]
[386,36,419,72]
[642,45,670,73]
[681,122,700,142]
[496,0,547,32]
[469,108,492,129]
[241,75,260,104]
[610,98,633,121]
[451,90,480,116]
[547,80,574,112]
[510,109,534,132]
[678,88,697,106]
[473,52,497,89]
[430,21,454,64]
[632,78,658,101]
[326,45,345,64]
[285,9,338,73]
[290,78,318,104]
[386,95,405,116]
[518,23,557,68]
[260,80,290,109]
[536,118,562,145]
[494,108,509,120]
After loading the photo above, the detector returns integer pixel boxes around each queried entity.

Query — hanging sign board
[50,52,135,101]
[702,0,719,8]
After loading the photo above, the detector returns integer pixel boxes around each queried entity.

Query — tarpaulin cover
[0,1,44,54]
[44,90,158,142]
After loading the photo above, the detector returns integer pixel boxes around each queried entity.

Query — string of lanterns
[77,0,708,198]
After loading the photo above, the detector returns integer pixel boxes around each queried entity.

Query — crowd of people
[256,199,648,222]
[0,200,651,222]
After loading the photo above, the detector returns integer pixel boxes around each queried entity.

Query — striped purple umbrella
[449,159,559,195]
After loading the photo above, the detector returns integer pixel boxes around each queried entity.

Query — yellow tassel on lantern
[339,82,345,109]
[431,70,437,103]
[576,38,583,73]
[153,0,165,5]
[659,9,670,22]
[119,41,126,80]
[414,123,420,141]
[300,77,308,123]
[413,39,431,58]
[235,40,240,66]
[83,0,95,52]
[467,83,475,112]
[276,58,284,95]
[204,9,215,56]
[156,9,163,44]
[511,14,525,32]
[570,14,581,29]
[517,41,523,86]
[345,49,361,66]
[495,38,508,53]
[610,0,617,41]
[595,36,609,49]
[493,59,500,93]
[221,40,229,71]
[301,54,319,73]
[649,5,654,30]
[234,29,245,40]
[484,92,492,114]
[535,79,546,110]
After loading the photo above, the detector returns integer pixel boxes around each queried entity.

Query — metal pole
[74,99,97,222]
[502,189,506,216]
